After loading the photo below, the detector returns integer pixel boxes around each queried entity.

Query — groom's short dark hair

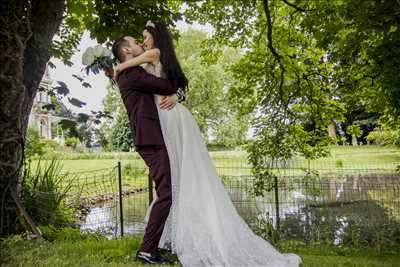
[112,36,129,62]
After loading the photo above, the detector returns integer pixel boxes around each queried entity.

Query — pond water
[80,174,400,246]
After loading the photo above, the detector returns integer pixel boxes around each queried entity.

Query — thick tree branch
[282,0,312,12]
[263,0,285,103]
[263,0,282,62]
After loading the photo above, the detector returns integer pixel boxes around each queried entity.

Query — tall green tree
[177,29,251,146]
[100,29,251,148]
[110,112,132,152]
[301,0,400,123]
[183,0,344,194]
[100,81,132,151]
[99,81,124,151]
[1,0,65,236]
[0,0,180,237]
[184,0,400,194]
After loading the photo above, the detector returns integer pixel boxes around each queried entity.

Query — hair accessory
[146,20,155,28]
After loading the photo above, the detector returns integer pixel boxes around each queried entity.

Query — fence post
[118,161,124,237]
[274,174,280,238]
[148,175,153,206]
[303,159,311,244]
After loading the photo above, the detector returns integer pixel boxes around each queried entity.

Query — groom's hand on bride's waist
[159,94,178,110]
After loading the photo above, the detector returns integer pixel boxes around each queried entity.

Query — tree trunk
[0,0,65,237]
[351,134,358,146]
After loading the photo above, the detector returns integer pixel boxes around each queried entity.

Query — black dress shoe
[136,251,164,264]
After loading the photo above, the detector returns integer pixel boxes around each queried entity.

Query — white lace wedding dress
[143,62,301,267]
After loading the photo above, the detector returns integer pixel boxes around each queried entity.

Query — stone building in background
[28,65,65,145]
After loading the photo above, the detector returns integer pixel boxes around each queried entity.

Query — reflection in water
[334,216,349,245]
[80,204,119,237]
[80,174,400,246]
[80,191,149,235]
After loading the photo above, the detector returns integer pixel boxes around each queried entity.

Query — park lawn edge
[1,230,400,267]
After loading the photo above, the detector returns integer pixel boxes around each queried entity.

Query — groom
[112,36,177,264]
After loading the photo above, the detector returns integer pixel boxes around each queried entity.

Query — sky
[49,21,212,115]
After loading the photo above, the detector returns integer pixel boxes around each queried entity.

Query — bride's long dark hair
[144,22,188,91]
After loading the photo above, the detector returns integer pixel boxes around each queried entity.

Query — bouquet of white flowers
[82,45,114,75]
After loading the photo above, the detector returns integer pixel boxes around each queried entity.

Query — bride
[114,21,301,267]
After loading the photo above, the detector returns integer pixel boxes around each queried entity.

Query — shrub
[25,127,63,158]
[123,163,147,178]
[65,137,80,149]
[336,159,344,168]
[110,112,132,152]
[249,217,280,246]
[42,139,63,153]
[330,136,348,146]
[25,126,45,158]
[22,158,75,227]
[366,128,400,146]
[346,125,362,138]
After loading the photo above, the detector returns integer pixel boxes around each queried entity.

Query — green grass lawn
[28,145,400,197]
[15,146,400,266]
[32,145,400,172]
[1,230,399,267]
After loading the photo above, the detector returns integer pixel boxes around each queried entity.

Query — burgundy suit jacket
[116,66,177,146]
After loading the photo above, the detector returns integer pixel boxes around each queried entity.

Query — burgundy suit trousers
[136,145,172,253]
